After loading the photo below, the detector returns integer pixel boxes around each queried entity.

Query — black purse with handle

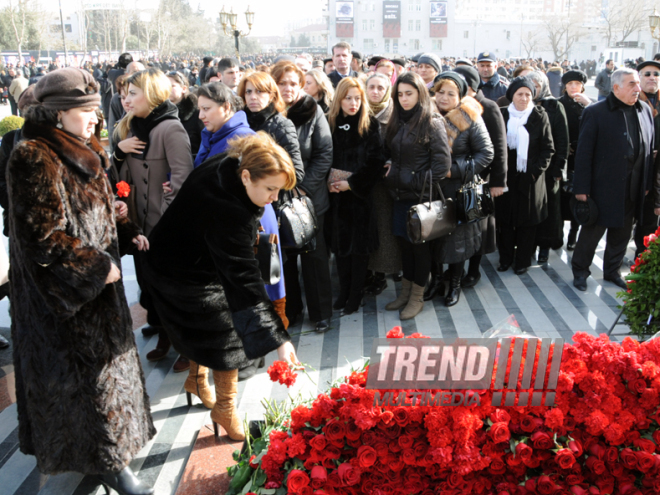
[277,187,318,249]
[254,227,281,285]
[455,158,494,224]
[407,170,458,244]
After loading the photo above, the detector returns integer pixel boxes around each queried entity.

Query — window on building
[362,20,368,31]
[384,39,390,52]
[416,20,421,31]
[408,0,414,11]
[432,39,442,50]
[393,39,399,52]
[371,2,376,11]
[464,31,469,38]
[65,24,72,33]
[364,38,374,51]
[506,31,510,40]
[416,0,422,11]
[408,20,413,31]
[411,39,420,50]
[370,19,375,30]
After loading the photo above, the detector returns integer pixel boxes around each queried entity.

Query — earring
[56,120,63,129]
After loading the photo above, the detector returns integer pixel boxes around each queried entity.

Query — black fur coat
[6,121,156,475]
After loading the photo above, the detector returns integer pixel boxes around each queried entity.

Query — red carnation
[287,469,310,492]
[386,326,404,338]
[116,180,131,198]
[267,360,297,387]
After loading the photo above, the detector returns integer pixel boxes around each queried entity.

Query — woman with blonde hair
[113,68,194,363]
[237,71,304,182]
[327,77,384,314]
[304,69,334,114]
[142,133,300,441]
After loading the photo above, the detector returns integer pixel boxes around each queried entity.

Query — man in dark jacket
[199,56,214,86]
[28,67,46,86]
[108,53,132,93]
[476,51,509,101]
[635,60,660,257]
[454,65,508,286]
[328,42,358,88]
[595,59,615,101]
[572,68,656,291]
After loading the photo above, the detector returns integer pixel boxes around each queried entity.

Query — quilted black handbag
[277,188,318,249]
[254,228,281,285]
[455,159,494,224]
[407,170,457,244]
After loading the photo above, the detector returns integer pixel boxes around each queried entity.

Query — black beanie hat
[453,66,480,92]
[561,70,587,86]
[433,72,468,99]
[506,76,536,102]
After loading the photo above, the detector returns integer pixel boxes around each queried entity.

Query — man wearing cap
[417,53,441,88]
[351,51,364,74]
[328,42,357,88]
[323,58,335,76]
[477,52,509,101]
[634,60,660,257]
[595,59,615,101]
[453,65,508,287]
[572,68,656,291]
[392,57,407,77]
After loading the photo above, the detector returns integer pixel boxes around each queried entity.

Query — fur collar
[245,103,278,131]
[215,155,263,216]
[442,96,483,149]
[177,93,198,122]
[286,95,318,128]
[21,120,107,178]
[639,90,660,118]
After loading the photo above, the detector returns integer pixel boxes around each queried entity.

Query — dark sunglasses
[643,71,660,77]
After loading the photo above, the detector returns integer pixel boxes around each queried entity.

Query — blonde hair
[227,132,297,190]
[114,68,172,141]
[237,72,286,114]
[328,77,371,137]
[305,69,334,110]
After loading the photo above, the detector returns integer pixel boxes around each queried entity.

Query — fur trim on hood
[442,95,483,149]
[286,94,318,128]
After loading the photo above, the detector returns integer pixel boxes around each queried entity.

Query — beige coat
[9,76,28,102]
[121,119,193,235]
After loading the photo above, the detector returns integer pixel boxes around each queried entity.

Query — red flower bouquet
[227,330,660,495]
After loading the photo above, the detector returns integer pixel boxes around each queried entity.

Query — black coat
[559,94,588,174]
[496,106,555,227]
[176,92,204,157]
[329,113,384,257]
[475,90,507,188]
[7,121,154,475]
[383,110,452,202]
[245,104,305,183]
[287,95,333,216]
[573,92,656,228]
[328,70,358,88]
[143,156,291,370]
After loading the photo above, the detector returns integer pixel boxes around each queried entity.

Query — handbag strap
[419,170,449,204]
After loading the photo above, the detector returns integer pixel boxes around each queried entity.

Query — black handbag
[254,228,281,285]
[407,170,457,244]
[277,188,318,249]
[456,159,494,224]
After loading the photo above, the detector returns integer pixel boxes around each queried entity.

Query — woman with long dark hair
[382,71,451,320]
[327,77,384,314]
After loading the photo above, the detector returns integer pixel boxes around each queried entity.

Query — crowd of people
[0,42,659,494]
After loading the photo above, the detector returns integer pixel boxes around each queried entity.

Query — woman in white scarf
[496,76,555,275]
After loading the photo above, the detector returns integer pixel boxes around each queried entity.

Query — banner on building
[383,1,401,38]
[429,1,448,38]
[336,1,354,38]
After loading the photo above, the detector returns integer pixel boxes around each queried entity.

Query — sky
[53,0,326,37]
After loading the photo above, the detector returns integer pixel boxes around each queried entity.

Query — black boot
[462,256,482,288]
[445,264,462,307]
[333,290,349,310]
[342,290,364,315]
[537,248,549,263]
[238,357,266,382]
[567,228,578,251]
[423,275,445,301]
[99,466,154,495]
[365,272,387,295]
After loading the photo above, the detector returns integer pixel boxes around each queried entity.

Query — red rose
[604,446,618,463]
[398,435,414,450]
[555,449,576,470]
[489,422,511,443]
[620,448,638,470]
[585,456,606,475]
[310,466,327,489]
[634,438,656,454]
[530,431,554,449]
[402,448,416,465]
[489,458,507,475]
[570,487,588,495]
[568,440,583,458]
[288,469,310,493]
[357,446,377,468]
[323,419,345,442]
[393,407,410,427]
[248,455,259,469]
[521,415,543,433]
[536,475,556,495]
[515,442,533,460]
[337,462,361,486]
[653,430,660,448]
[636,451,656,473]
[629,378,648,394]
[309,434,327,451]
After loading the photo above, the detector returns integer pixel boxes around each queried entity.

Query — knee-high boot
[211,369,245,441]
[184,361,215,409]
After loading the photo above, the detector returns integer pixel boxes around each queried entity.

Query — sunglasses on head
[643,71,660,77]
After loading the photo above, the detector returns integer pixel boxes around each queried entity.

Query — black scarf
[399,103,420,123]
[286,95,317,128]
[244,103,277,131]
[176,93,198,123]
[130,100,179,159]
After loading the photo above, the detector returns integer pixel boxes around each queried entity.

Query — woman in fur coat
[142,133,300,442]
[432,72,494,307]
[327,77,385,315]
[7,68,155,495]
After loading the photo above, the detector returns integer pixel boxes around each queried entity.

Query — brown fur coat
[7,121,155,475]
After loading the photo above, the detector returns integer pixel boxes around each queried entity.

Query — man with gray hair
[572,68,657,291]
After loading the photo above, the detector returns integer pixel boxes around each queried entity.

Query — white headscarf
[506,102,534,173]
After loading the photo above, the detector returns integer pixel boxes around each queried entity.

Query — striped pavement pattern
[0,225,637,495]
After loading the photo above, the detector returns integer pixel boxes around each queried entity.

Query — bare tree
[521,31,542,59]
[543,15,583,61]
[601,0,649,47]
[7,0,30,62]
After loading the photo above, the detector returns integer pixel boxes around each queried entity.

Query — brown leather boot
[385,278,412,311]
[272,297,289,329]
[184,361,215,409]
[211,369,245,441]
[146,333,170,361]
[400,283,425,320]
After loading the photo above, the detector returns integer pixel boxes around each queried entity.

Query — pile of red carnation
[228,330,660,495]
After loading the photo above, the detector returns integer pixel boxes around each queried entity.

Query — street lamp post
[219,5,254,61]
[650,9,660,53]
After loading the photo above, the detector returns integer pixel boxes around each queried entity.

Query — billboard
[430,1,448,38]
[383,1,401,38]
[336,1,354,38]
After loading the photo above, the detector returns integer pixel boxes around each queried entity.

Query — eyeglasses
[643,71,660,77]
